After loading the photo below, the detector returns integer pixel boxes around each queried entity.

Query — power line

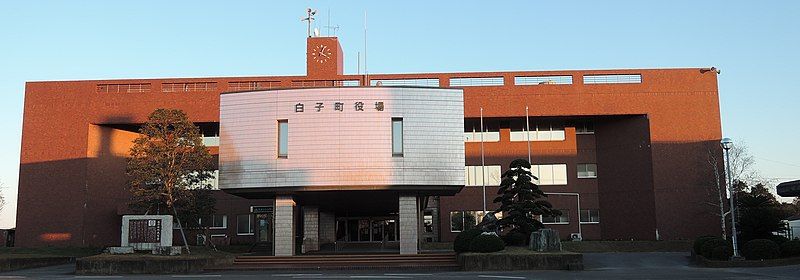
[756,157,800,169]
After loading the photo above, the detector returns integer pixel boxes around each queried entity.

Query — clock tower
[307,37,344,78]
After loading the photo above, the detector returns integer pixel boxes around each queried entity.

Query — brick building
[17,36,724,254]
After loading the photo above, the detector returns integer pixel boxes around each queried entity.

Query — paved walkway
[2,252,799,279]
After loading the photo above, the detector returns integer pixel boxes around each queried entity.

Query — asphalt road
[2,252,799,279]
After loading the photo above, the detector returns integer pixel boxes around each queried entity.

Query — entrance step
[216,253,459,270]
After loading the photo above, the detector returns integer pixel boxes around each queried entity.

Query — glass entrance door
[256,213,273,243]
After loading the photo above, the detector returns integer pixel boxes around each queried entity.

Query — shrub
[502,231,528,246]
[699,238,729,259]
[454,228,484,253]
[468,233,506,253]
[709,246,733,261]
[767,234,790,245]
[742,239,781,260]
[693,235,717,255]
[780,240,800,258]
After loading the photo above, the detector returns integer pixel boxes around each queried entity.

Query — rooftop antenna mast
[323,9,341,36]
[364,10,368,84]
[301,8,317,37]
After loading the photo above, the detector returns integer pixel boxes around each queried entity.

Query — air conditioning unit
[196,234,208,246]
[570,233,583,241]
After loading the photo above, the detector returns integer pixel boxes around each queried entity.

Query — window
[162,82,217,92]
[228,81,281,91]
[392,118,403,156]
[577,164,598,179]
[278,120,288,158]
[237,214,253,235]
[530,164,568,185]
[209,215,227,229]
[542,209,570,224]
[464,122,500,142]
[423,211,434,233]
[450,211,502,232]
[96,83,151,93]
[510,123,565,142]
[580,209,600,224]
[575,121,594,134]
[514,75,573,85]
[449,77,504,87]
[465,165,502,186]
[583,74,642,84]
[370,78,439,87]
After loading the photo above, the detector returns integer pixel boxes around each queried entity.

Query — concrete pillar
[399,195,419,255]
[302,206,319,253]
[319,211,336,244]
[274,195,296,256]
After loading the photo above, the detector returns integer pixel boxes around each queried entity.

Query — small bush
[767,234,790,245]
[709,246,733,261]
[693,235,717,255]
[742,239,781,260]
[469,233,506,253]
[502,232,528,246]
[780,240,800,258]
[454,229,484,253]
[699,238,729,259]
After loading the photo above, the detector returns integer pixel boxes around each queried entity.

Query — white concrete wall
[302,206,319,253]
[399,195,419,255]
[219,87,465,189]
[274,196,295,256]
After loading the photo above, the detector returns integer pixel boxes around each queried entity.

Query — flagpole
[480,107,487,215]
[526,106,531,163]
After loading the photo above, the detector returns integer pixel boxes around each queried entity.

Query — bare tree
[702,142,760,240]
[0,181,5,212]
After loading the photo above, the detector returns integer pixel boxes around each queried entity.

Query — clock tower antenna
[301,8,317,37]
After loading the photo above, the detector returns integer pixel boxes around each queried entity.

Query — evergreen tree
[737,183,789,242]
[493,159,559,237]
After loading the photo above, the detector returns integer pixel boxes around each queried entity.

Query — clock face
[311,44,333,64]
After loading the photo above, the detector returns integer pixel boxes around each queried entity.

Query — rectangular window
[514,75,573,85]
[450,211,464,232]
[210,215,227,229]
[392,118,403,156]
[237,214,253,235]
[278,120,288,158]
[450,210,502,232]
[577,164,598,179]
[580,209,600,224]
[510,123,565,142]
[530,164,568,185]
[542,209,570,224]
[575,121,595,134]
[96,83,152,93]
[423,211,434,233]
[370,78,440,87]
[583,74,642,84]
[449,77,504,87]
[162,82,217,92]
[465,165,502,186]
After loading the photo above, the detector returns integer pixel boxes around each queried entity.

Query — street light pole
[721,137,740,259]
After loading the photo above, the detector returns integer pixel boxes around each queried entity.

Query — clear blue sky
[0,1,798,228]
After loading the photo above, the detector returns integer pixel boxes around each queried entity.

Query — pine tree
[493,159,559,237]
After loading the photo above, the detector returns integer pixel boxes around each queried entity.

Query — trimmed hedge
[454,229,484,253]
[767,235,789,245]
[709,245,733,261]
[699,238,729,259]
[502,232,528,246]
[693,236,717,255]
[469,233,506,253]
[780,240,800,258]
[742,239,780,260]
